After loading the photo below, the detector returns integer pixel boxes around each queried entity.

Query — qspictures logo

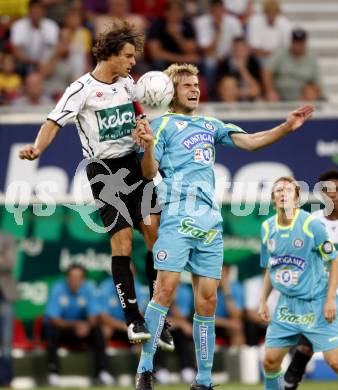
[95,103,135,142]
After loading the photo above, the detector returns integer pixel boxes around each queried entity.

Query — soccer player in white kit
[284,169,338,389]
[18,20,173,351]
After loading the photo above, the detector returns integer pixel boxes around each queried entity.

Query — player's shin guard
[137,302,168,373]
[264,370,284,390]
[145,251,157,299]
[111,256,141,325]
[284,350,312,389]
[193,314,215,387]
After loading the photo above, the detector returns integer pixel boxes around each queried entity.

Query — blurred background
[0,0,337,388]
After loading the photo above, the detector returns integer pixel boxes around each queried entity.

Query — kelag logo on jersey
[269,255,307,271]
[95,102,135,141]
[181,132,214,150]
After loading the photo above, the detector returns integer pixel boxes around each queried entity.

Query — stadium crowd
[0,0,323,106]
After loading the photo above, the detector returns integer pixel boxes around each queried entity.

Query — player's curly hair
[92,19,144,61]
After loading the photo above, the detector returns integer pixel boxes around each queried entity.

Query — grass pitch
[33,382,337,390]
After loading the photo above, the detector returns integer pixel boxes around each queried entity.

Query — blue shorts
[153,203,223,280]
[266,295,338,352]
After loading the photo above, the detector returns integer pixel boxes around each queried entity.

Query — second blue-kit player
[259,177,338,390]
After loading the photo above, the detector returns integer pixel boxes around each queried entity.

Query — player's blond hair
[271,176,300,201]
[164,63,199,87]
[164,64,199,108]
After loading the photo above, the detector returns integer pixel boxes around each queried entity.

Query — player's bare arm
[324,257,338,323]
[133,126,158,180]
[258,269,273,323]
[18,120,60,160]
[231,104,314,151]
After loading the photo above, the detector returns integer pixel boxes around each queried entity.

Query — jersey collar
[275,208,300,230]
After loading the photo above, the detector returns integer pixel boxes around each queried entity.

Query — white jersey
[312,209,338,246]
[48,73,138,159]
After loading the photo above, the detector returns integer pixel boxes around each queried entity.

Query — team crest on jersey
[204,122,215,131]
[267,239,275,252]
[96,91,103,97]
[293,238,304,248]
[156,250,168,262]
[175,120,187,131]
[275,269,299,286]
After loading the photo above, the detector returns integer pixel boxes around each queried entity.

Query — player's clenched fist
[18,145,41,160]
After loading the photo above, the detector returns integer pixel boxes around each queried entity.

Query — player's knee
[325,355,338,373]
[263,355,279,373]
[195,293,217,315]
[154,283,176,306]
[297,344,313,356]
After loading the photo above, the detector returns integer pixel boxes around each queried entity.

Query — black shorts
[86,152,160,237]
[297,335,312,348]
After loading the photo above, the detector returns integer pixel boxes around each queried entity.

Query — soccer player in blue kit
[133,63,314,390]
[259,176,338,390]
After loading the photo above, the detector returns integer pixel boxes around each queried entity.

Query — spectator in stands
[93,0,146,38]
[155,282,196,385]
[130,0,166,20]
[147,0,199,71]
[14,72,53,107]
[262,28,322,101]
[243,274,279,346]
[247,0,291,63]
[223,0,253,26]
[0,52,22,105]
[44,264,114,387]
[216,36,261,102]
[217,76,241,102]
[40,9,92,99]
[42,0,80,25]
[0,231,18,387]
[10,0,59,75]
[215,266,245,346]
[194,0,243,97]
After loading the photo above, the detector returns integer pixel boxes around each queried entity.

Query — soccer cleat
[135,371,154,390]
[190,381,216,390]
[128,320,151,343]
[157,320,175,352]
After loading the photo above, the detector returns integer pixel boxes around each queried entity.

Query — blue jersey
[152,113,245,208]
[98,278,150,321]
[260,209,337,299]
[45,280,99,320]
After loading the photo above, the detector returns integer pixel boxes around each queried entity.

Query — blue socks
[264,370,284,390]
[193,313,215,387]
[137,301,168,373]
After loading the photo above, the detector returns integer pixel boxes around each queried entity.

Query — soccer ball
[136,71,174,108]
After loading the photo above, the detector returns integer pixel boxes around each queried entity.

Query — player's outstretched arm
[230,104,314,151]
[324,257,338,323]
[19,120,60,160]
